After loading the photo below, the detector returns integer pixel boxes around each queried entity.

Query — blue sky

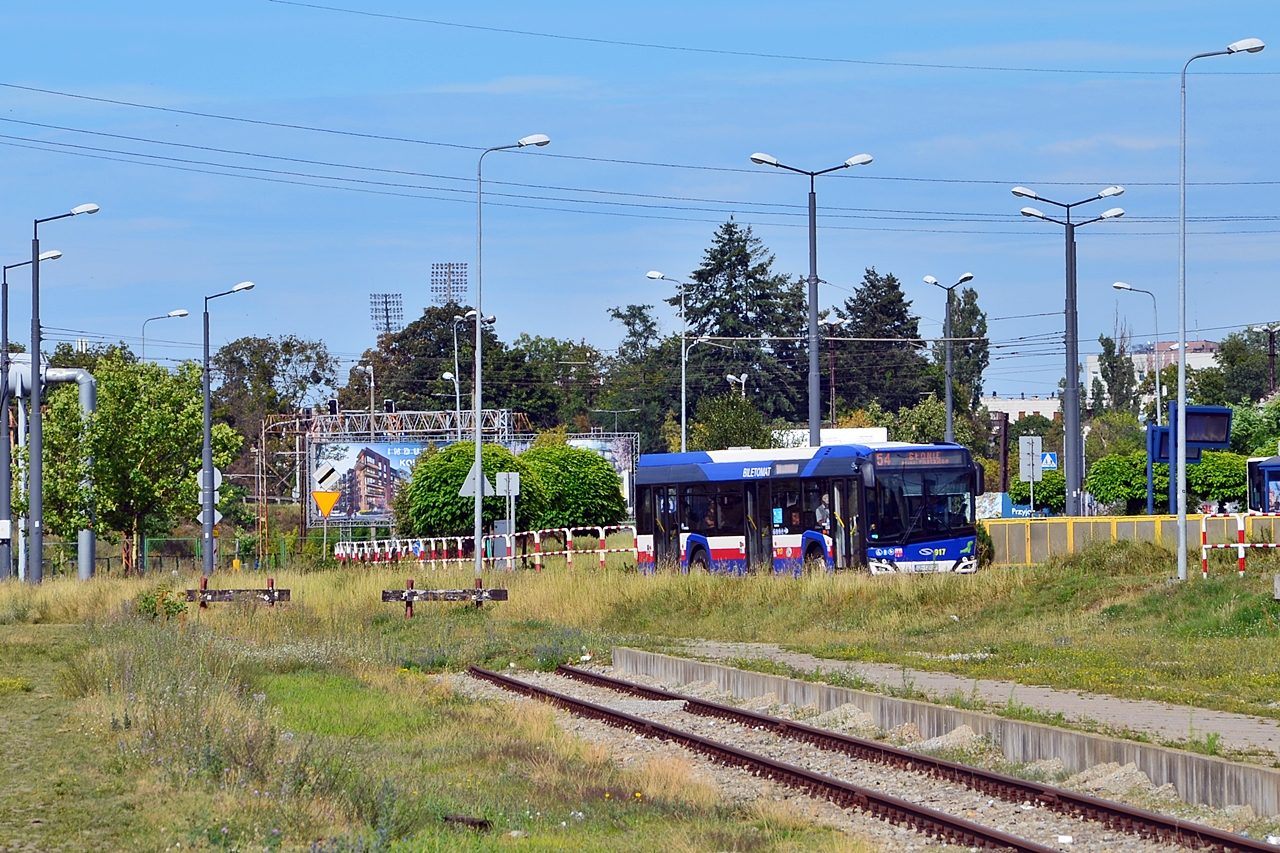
[0,1,1275,400]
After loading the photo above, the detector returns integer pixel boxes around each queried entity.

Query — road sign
[458,461,495,497]
[311,490,341,518]
[1018,436,1043,483]
[1041,452,1058,471]
[495,471,521,497]
[197,467,223,492]
[197,507,224,526]
[314,462,339,491]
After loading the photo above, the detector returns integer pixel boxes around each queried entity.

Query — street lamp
[924,272,974,443]
[358,364,375,441]
[1014,187,1125,516]
[0,250,60,581]
[29,203,97,584]
[1175,37,1264,582]
[751,150,873,446]
[141,309,190,361]
[474,133,550,595]
[1112,282,1162,425]
[648,270,694,451]
[202,281,254,577]
[726,372,748,399]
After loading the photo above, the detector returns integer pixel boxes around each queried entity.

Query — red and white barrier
[1199,512,1280,578]
[332,525,638,570]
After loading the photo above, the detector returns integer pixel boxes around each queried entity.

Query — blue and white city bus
[635,442,984,575]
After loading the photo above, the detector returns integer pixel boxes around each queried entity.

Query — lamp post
[202,281,255,577]
[1176,37,1265,582]
[29,203,97,584]
[1,250,60,581]
[726,372,748,399]
[141,309,189,361]
[646,270,693,451]
[750,151,873,447]
[1112,282,1163,424]
[475,133,550,594]
[451,311,472,441]
[1014,187,1125,516]
[443,371,460,438]
[924,272,974,443]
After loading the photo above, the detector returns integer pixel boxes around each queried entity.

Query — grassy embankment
[3,539,1280,849]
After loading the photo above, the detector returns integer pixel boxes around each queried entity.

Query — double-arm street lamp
[141,309,189,361]
[474,133,550,592]
[726,372,748,399]
[923,272,974,443]
[202,281,255,577]
[29,203,98,584]
[1,250,60,580]
[750,151,873,447]
[1112,282,1162,425]
[1014,187,1125,517]
[1173,37,1264,582]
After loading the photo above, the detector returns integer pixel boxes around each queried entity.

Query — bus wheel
[803,545,825,571]
[688,550,710,573]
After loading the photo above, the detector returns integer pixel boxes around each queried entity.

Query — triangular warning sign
[458,461,495,498]
[312,490,341,518]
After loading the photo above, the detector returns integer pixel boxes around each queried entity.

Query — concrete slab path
[681,640,1280,761]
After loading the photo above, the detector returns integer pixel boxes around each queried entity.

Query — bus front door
[744,483,772,571]
[653,486,680,566]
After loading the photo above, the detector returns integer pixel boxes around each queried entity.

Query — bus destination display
[873,450,967,468]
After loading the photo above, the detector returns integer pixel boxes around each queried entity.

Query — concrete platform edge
[612,646,1280,815]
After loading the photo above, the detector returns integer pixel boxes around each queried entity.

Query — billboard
[309,441,428,523]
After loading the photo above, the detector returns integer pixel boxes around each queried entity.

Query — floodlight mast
[750,150,873,446]
[1012,186,1124,516]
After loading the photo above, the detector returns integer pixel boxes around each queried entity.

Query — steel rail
[556,665,1265,853]
[471,665,1064,852]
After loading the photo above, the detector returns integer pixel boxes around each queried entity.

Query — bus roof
[637,442,970,484]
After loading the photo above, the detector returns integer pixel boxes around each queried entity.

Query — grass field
[3,540,1280,849]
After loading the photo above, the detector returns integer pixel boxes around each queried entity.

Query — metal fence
[984,514,1280,565]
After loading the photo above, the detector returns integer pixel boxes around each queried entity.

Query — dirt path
[681,640,1280,760]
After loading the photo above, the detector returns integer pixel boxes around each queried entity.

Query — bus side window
[771,480,800,534]
[637,486,653,534]
[804,482,830,532]
[717,487,745,535]
[683,485,713,533]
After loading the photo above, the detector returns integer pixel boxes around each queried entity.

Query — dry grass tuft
[635,756,720,809]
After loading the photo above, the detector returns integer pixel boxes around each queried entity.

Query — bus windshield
[866,468,974,545]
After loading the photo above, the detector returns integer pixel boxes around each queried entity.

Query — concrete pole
[28,235,41,584]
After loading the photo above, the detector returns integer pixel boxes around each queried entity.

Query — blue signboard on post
[1041,452,1058,470]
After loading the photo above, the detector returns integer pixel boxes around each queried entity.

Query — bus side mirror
[973,463,986,496]
[861,463,875,489]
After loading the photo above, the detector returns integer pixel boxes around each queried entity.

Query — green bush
[134,585,188,621]
[522,444,626,530]
[400,442,548,536]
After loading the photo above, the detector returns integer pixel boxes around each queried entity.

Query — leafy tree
[687,393,774,451]
[1097,328,1138,415]
[1186,451,1247,509]
[522,444,626,529]
[398,442,548,536]
[498,334,603,429]
[40,384,92,541]
[887,394,979,449]
[1008,413,1063,456]
[49,341,135,371]
[1085,410,1144,467]
[1209,330,1270,404]
[214,335,336,495]
[930,286,988,412]
[1007,468,1067,513]
[835,268,929,412]
[1086,451,1166,514]
[600,305,681,452]
[1229,399,1280,456]
[666,220,806,422]
[41,354,241,570]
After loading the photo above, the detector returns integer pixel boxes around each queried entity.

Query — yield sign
[312,490,341,518]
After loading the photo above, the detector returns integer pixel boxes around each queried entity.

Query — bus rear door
[744,482,771,570]
[653,485,680,565]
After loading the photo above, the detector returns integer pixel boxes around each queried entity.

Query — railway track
[469,665,1271,853]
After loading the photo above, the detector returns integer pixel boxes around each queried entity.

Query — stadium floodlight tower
[1173,36,1264,581]
[474,134,550,598]
[750,151,873,447]
[29,202,98,584]
[1013,186,1124,517]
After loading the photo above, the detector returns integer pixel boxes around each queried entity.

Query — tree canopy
[835,268,929,412]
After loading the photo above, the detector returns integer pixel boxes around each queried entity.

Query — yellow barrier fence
[983,514,1280,566]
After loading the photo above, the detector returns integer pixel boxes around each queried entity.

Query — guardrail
[985,513,1280,566]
